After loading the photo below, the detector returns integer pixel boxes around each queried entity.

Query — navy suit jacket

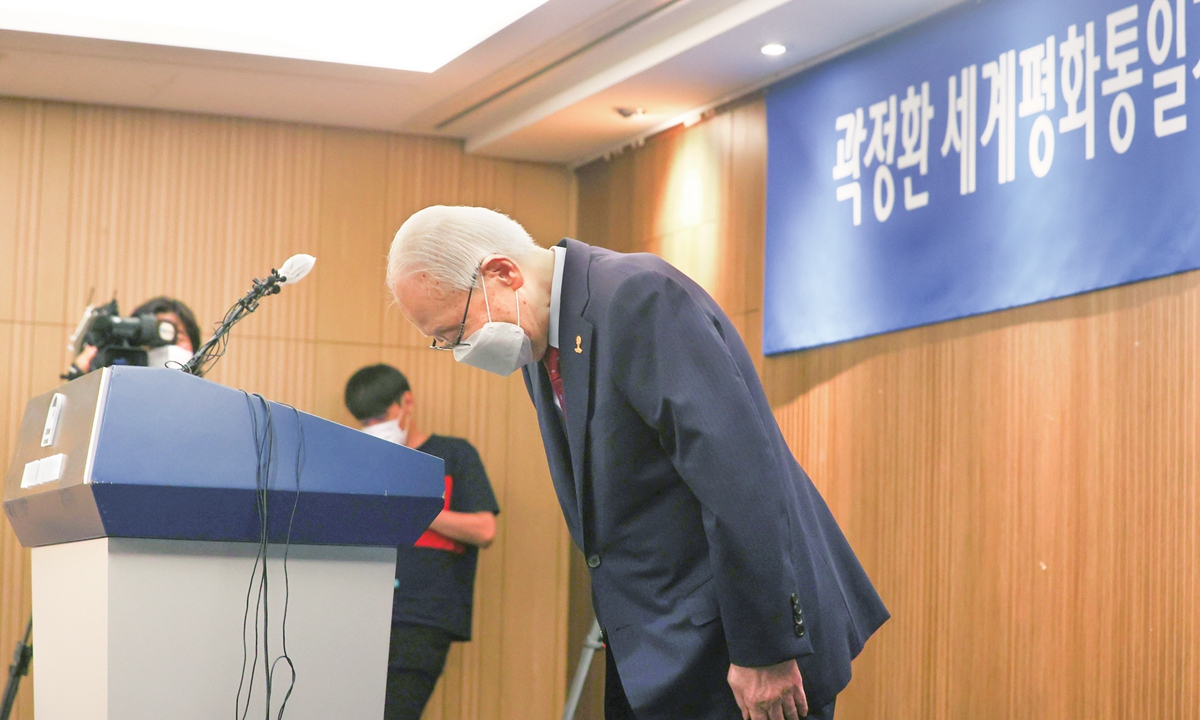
[522,239,888,719]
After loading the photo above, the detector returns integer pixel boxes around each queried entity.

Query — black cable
[266,404,305,719]
[237,392,275,720]
[235,547,263,720]
[186,274,283,377]
[259,397,275,719]
[236,392,264,720]
[235,393,303,720]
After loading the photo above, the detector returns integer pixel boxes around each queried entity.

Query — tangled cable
[185,273,285,378]
[235,393,305,720]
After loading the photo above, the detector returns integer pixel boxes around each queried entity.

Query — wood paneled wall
[575,96,1199,720]
[0,97,576,720]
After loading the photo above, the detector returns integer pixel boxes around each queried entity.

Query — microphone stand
[182,269,286,377]
[0,618,32,720]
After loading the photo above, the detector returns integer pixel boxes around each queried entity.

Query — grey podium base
[31,537,397,720]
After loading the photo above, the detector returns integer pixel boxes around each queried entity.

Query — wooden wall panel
[315,128,388,346]
[0,96,574,720]
[575,96,1199,720]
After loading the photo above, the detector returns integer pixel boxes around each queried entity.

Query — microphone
[181,254,316,376]
[279,254,316,285]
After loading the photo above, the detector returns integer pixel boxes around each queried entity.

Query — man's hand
[74,345,98,374]
[728,659,807,720]
[62,345,98,380]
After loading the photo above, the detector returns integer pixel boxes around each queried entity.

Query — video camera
[68,299,179,371]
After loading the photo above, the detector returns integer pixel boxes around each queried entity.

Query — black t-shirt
[393,435,499,641]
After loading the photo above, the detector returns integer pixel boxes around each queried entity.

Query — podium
[3,367,445,720]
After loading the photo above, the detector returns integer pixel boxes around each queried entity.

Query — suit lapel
[556,239,595,525]
[524,360,582,545]
[561,321,593,494]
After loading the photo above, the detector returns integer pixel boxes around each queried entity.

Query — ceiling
[0,0,963,165]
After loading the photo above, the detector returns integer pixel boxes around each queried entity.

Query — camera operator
[66,296,201,378]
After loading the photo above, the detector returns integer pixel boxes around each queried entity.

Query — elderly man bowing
[388,206,888,720]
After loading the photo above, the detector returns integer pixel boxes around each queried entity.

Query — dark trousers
[604,643,638,719]
[603,646,837,720]
[384,622,453,720]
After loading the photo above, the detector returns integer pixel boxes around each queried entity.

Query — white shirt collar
[548,245,566,349]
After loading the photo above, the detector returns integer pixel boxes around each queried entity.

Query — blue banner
[764,0,1200,354]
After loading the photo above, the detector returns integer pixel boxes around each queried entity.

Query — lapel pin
[575,335,583,354]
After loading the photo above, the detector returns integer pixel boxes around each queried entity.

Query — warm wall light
[657,127,720,295]
[761,43,787,56]
[0,0,550,73]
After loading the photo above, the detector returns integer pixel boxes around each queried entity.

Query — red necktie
[543,347,566,413]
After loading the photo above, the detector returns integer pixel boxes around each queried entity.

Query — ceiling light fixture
[614,107,647,119]
[761,43,787,56]
[0,0,551,73]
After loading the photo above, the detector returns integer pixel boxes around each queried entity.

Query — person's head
[387,205,539,298]
[388,206,552,374]
[131,296,201,353]
[345,363,413,426]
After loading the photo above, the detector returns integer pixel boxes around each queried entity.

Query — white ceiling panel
[0,0,965,164]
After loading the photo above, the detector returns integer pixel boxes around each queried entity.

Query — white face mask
[453,272,533,376]
[362,416,408,446]
[147,344,194,369]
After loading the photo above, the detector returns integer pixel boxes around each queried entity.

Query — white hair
[387,205,539,294]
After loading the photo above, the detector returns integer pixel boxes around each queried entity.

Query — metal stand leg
[562,618,603,720]
[0,618,32,720]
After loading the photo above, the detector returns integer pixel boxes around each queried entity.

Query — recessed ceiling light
[0,0,551,73]
[761,43,787,56]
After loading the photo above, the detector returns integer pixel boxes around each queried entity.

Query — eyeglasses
[430,265,481,351]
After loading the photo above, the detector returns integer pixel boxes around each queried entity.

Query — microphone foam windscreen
[279,254,316,284]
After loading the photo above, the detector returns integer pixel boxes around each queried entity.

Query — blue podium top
[3,367,445,548]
